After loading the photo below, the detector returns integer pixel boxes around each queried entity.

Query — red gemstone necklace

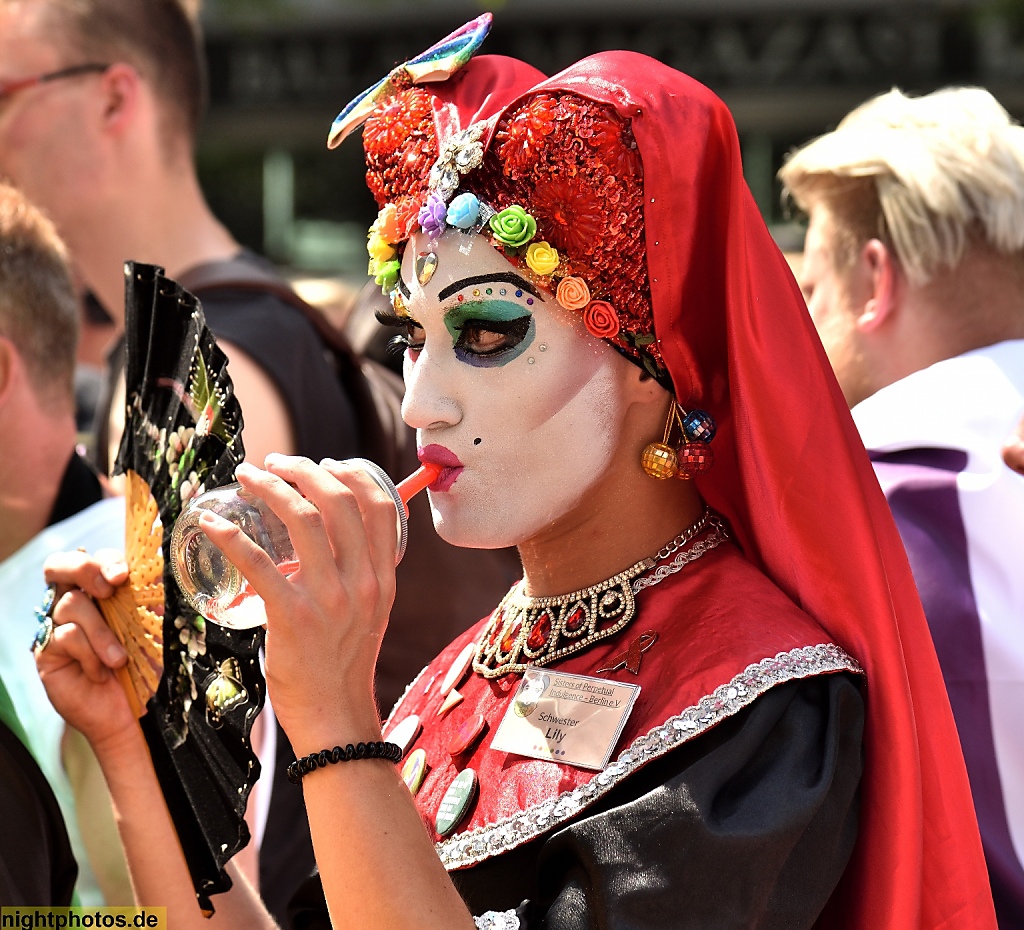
[472,510,726,679]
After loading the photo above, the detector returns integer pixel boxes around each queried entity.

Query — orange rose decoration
[556,276,591,311]
[379,196,421,243]
[582,300,620,339]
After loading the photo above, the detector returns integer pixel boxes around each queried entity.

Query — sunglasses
[0,63,109,105]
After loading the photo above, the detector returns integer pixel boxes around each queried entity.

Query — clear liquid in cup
[169,458,437,630]
[213,558,301,629]
[170,483,297,629]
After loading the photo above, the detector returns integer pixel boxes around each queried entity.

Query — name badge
[490,669,640,770]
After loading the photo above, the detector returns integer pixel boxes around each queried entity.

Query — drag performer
[35,16,995,929]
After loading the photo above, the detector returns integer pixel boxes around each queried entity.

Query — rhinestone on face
[416,252,438,285]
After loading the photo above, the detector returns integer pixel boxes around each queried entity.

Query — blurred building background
[195,0,1024,286]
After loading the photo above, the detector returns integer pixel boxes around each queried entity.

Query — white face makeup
[396,227,635,549]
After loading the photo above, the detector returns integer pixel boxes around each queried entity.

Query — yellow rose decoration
[367,233,397,263]
[525,241,559,276]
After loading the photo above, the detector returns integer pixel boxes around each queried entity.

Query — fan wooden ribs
[98,469,165,717]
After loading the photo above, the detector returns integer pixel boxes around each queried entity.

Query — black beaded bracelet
[287,741,403,785]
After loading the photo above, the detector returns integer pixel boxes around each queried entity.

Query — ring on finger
[31,583,58,655]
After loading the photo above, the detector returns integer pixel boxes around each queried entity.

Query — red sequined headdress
[334,16,663,381]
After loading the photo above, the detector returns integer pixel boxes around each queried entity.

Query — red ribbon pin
[595,630,659,675]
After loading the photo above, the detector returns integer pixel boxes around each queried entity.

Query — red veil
[365,47,996,929]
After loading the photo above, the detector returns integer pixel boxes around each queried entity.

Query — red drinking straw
[396,462,444,513]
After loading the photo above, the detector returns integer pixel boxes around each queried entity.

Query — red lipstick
[417,444,464,492]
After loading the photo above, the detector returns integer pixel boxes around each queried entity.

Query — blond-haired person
[781,87,1024,926]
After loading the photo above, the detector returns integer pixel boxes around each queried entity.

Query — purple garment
[871,448,1024,926]
[855,342,1024,928]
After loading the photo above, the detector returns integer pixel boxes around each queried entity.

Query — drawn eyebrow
[437,273,542,302]
[395,275,412,299]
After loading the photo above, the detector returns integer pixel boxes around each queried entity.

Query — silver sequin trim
[437,643,862,870]
[474,910,520,930]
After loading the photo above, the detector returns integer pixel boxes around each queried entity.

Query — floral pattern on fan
[112,262,264,912]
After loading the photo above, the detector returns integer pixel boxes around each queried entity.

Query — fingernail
[264,453,284,466]
[1005,439,1024,474]
[236,462,258,477]
[320,457,339,467]
[107,643,127,663]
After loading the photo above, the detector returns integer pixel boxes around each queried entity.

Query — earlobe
[857,238,898,333]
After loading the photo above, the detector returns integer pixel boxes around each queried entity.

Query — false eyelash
[387,334,412,357]
[375,306,404,327]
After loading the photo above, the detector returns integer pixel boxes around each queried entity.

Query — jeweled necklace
[473,510,727,679]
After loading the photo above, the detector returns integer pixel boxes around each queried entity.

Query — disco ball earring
[676,407,716,479]
[641,402,716,479]
[641,403,681,478]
